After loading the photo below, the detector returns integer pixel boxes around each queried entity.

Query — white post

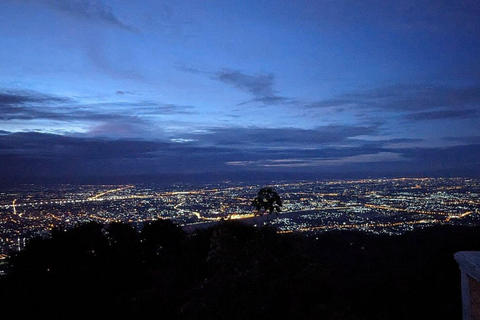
[454,251,480,320]
[460,270,472,320]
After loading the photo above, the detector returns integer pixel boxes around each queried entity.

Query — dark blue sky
[1,0,480,182]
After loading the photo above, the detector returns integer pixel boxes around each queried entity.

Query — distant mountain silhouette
[1,220,480,319]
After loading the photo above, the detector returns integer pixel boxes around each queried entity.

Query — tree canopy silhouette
[2,219,480,320]
[252,187,282,216]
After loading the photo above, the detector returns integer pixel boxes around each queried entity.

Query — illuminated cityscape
[1,177,480,258]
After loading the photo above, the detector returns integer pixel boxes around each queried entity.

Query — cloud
[382,138,423,144]
[443,136,480,144]
[237,96,292,106]
[0,90,72,120]
[224,142,480,177]
[405,109,478,121]
[213,69,294,106]
[150,103,195,115]
[0,90,70,106]
[183,125,379,148]
[40,0,139,33]
[86,118,154,139]
[337,84,480,111]
[395,143,480,172]
[305,84,480,122]
[226,152,404,168]
[79,101,195,116]
[0,132,237,179]
[215,69,275,97]
[0,132,162,159]
[303,99,355,109]
[1,131,480,181]
[0,89,194,124]
[0,88,201,141]
[179,67,296,106]
[0,130,390,178]
[357,85,480,111]
[201,65,480,113]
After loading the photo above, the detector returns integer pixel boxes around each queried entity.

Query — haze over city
[1,0,480,183]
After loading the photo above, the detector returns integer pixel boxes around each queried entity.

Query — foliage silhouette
[252,187,282,216]
[140,219,187,250]
[1,219,480,320]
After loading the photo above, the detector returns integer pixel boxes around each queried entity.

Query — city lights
[1,177,480,256]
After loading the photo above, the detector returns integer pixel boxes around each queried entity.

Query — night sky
[1,0,480,183]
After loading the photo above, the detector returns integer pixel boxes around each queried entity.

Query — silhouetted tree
[140,219,187,250]
[252,187,282,216]
[3,218,480,320]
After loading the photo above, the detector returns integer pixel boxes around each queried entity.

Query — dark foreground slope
[1,220,479,320]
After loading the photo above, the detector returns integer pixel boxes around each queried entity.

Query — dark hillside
[1,221,479,320]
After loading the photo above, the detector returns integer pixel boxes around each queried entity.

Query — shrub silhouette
[140,218,186,250]
[2,220,480,320]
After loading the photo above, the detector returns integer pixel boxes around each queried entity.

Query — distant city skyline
[1,0,479,183]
